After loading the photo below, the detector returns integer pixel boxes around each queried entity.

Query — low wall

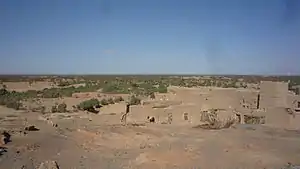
[265,107,291,129]
[289,113,300,130]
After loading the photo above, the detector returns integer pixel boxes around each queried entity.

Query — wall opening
[296,88,300,95]
[236,114,241,123]
[183,112,189,121]
[257,94,260,109]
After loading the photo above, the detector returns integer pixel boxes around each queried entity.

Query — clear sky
[0,0,299,75]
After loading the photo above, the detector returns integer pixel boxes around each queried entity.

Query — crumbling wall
[259,81,289,110]
[287,94,300,109]
[154,109,171,124]
[265,107,290,128]
[208,89,240,109]
[238,90,259,109]
[127,106,154,123]
[289,113,300,129]
[189,111,202,124]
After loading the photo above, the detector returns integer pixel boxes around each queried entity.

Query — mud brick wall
[265,107,291,128]
[289,113,300,129]
[238,90,259,109]
[259,81,289,110]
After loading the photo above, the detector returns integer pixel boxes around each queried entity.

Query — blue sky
[0,0,299,75]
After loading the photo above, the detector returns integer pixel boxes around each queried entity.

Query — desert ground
[1,76,300,169]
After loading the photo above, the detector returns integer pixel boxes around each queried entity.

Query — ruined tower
[259,81,289,110]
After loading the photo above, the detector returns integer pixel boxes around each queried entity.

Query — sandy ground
[1,106,300,169]
[2,82,55,92]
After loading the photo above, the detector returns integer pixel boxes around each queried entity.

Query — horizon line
[0,74,299,77]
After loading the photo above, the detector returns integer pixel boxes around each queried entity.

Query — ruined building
[255,81,300,129]
[235,81,291,127]
[259,81,289,110]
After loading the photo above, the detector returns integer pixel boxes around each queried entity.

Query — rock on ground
[38,161,59,169]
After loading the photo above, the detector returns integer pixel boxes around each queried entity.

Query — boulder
[25,125,39,131]
[38,160,59,169]
[1,131,11,145]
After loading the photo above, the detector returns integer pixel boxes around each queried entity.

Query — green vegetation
[107,98,115,104]
[56,81,71,87]
[2,74,300,111]
[128,95,141,105]
[0,89,23,110]
[5,100,22,110]
[99,96,125,106]
[0,76,243,101]
[31,105,46,113]
[57,103,67,113]
[51,105,58,113]
[101,83,131,94]
[0,76,249,111]
[157,84,168,93]
[100,98,109,106]
[100,79,168,96]
[41,83,103,98]
[113,96,124,103]
[149,92,155,99]
[77,98,100,111]
[51,103,67,113]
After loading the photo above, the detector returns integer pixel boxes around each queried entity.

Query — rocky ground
[1,107,300,169]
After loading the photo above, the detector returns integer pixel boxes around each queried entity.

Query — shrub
[100,98,109,106]
[72,105,78,112]
[57,81,70,87]
[0,89,23,110]
[128,95,141,105]
[57,103,67,113]
[31,105,46,113]
[0,88,9,96]
[77,99,100,114]
[40,106,46,114]
[78,99,100,110]
[42,89,61,98]
[113,96,124,103]
[101,83,130,94]
[38,84,102,99]
[149,92,155,99]
[107,98,115,104]
[51,105,58,113]
[101,84,120,93]
[26,90,39,98]
[157,84,168,93]
[6,100,22,110]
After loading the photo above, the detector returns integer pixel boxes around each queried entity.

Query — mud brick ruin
[126,80,300,130]
[235,81,300,129]
[259,81,289,110]
[1,78,300,169]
